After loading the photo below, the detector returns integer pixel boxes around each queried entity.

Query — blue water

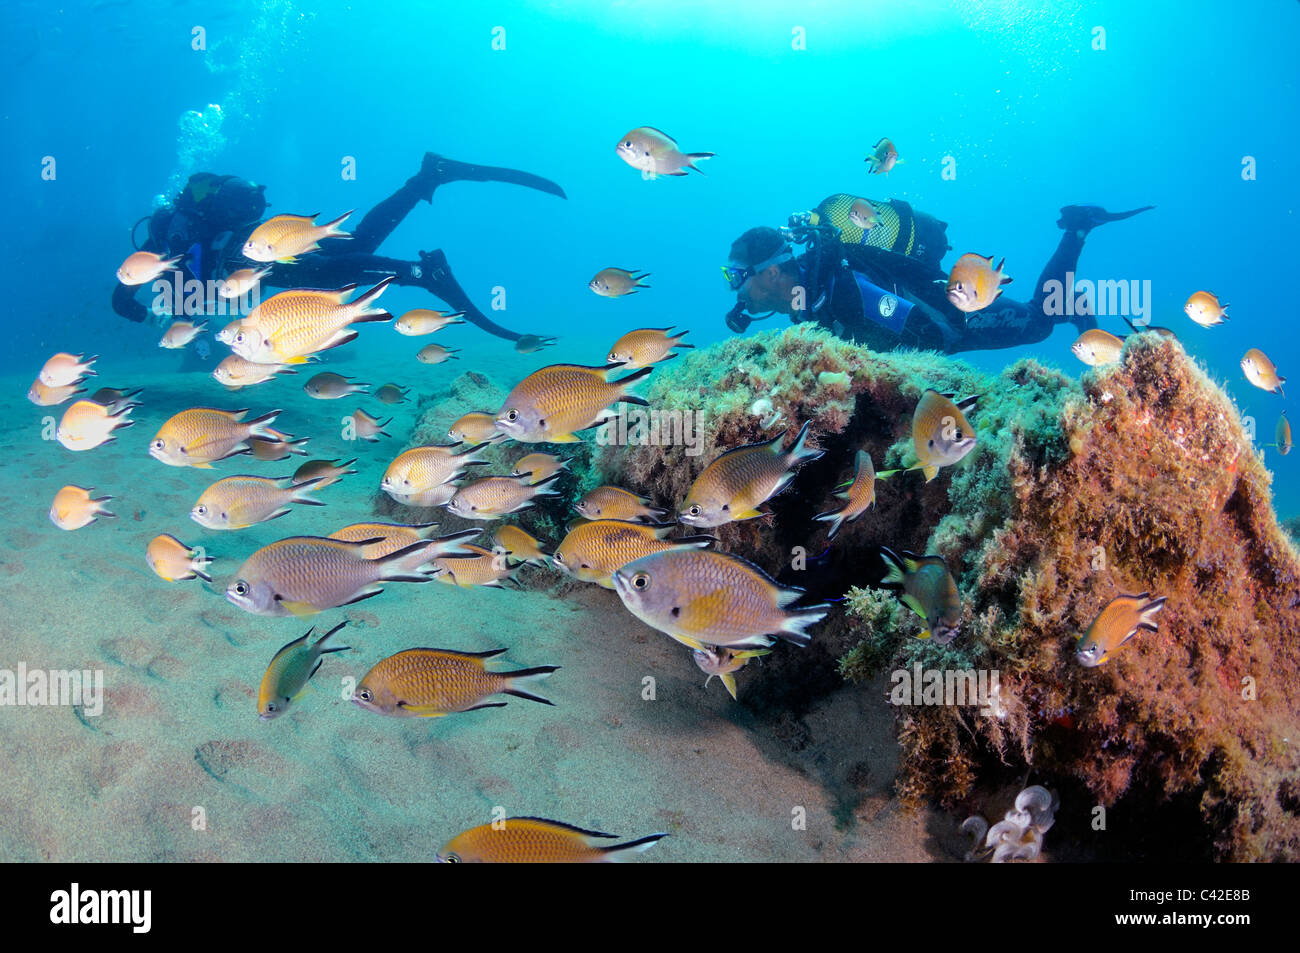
[2,0,1295,493]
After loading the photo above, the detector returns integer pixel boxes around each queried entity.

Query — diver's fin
[418,152,567,199]
[1056,204,1155,232]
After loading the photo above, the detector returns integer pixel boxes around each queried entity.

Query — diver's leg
[343,180,425,255]
[332,152,568,256]
[262,253,405,290]
[1029,227,1092,333]
[1032,204,1156,335]
[272,250,525,343]
[411,249,523,342]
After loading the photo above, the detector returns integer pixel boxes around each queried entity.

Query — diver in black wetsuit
[721,196,1154,354]
[113,153,567,342]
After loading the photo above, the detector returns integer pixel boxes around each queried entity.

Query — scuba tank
[788,210,917,337]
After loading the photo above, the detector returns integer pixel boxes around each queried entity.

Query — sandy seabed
[0,337,941,863]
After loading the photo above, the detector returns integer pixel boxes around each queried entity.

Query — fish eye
[265,702,277,713]
[506,410,518,421]
[632,572,650,589]
[196,505,207,515]
[234,581,248,595]
[688,505,701,517]
[358,689,372,702]
[151,439,164,451]
[444,853,462,863]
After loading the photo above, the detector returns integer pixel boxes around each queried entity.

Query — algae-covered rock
[943,333,1300,862]
[587,325,1300,860]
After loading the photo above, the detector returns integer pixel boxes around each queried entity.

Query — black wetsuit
[783,194,1100,353]
[114,159,564,341]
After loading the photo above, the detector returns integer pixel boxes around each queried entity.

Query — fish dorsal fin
[776,583,807,607]
[508,816,618,839]
[341,536,388,550]
[463,647,510,659]
[640,126,678,146]
[901,550,947,574]
[272,629,313,657]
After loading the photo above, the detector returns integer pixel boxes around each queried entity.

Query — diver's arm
[112,280,150,323]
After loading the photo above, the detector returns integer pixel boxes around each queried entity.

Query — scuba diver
[721,194,1154,353]
[113,153,567,341]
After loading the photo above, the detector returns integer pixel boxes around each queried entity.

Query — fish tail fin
[503,665,560,705]
[246,409,283,439]
[814,509,845,540]
[350,275,396,320]
[686,153,715,174]
[1138,595,1167,629]
[313,620,351,654]
[530,472,564,496]
[781,604,829,647]
[290,477,327,506]
[615,365,653,404]
[599,832,668,861]
[878,546,907,587]
[323,209,354,237]
[377,541,440,581]
[671,534,716,550]
[787,419,824,464]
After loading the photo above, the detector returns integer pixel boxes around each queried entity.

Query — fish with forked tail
[679,420,823,527]
[876,546,962,644]
[1076,592,1166,667]
[352,647,558,717]
[437,817,666,863]
[258,621,351,719]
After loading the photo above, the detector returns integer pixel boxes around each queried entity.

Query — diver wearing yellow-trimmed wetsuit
[723,194,1154,354]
